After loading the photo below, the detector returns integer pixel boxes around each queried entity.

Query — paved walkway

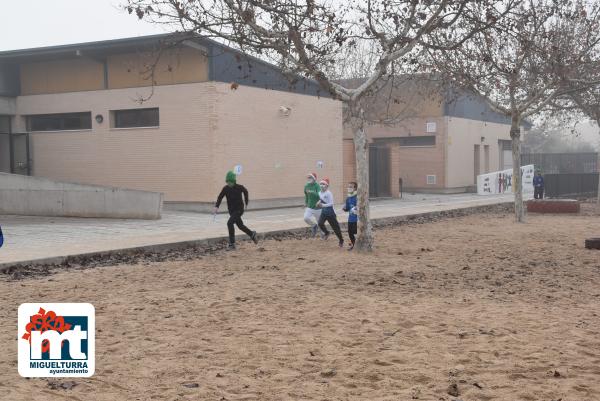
[0,193,517,266]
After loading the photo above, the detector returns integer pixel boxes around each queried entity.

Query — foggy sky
[0,0,167,51]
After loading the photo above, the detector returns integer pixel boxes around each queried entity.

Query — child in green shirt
[303,172,322,237]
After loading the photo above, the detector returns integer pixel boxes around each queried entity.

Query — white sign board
[477,164,534,195]
[234,165,243,175]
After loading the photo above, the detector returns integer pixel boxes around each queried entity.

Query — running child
[303,172,322,237]
[342,182,358,251]
[316,178,344,248]
[214,171,258,251]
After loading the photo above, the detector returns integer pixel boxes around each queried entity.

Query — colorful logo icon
[18,303,95,377]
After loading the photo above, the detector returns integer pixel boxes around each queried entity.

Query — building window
[426,122,437,133]
[499,139,512,150]
[113,108,159,128]
[399,136,436,147]
[27,112,92,131]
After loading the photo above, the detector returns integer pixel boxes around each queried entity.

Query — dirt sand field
[1,205,599,401]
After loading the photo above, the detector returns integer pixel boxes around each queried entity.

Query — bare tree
[124,0,513,251]
[566,88,600,204]
[544,27,600,202]
[522,122,597,153]
[428,0,600,222]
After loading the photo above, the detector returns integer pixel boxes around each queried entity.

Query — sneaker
[226,243,236,251]
[311,225,318,238]
[322,232,330,241]
[348,244,354,251]
[338,240,344,248]
[250,231,259,244]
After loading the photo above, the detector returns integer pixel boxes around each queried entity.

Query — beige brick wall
[14,82,343,204]
[20,58,105,96]
[343,117,447,194]
[343,117,526,192]
[15,83,215,201]
[107,48,208,90]
[19,47,209,96]
[446,117,515,188]
[211,83,344,203]
[343,139,356,186]
[393,143,446,190]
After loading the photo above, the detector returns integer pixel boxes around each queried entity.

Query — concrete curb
[0,202,513,272]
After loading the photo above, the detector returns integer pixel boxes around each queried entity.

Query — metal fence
[544,173,599,198]
[521,153,598,174]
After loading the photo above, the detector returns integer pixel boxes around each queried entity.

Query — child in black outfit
[214,171,258,250]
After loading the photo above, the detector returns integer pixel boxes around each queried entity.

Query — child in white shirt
[316,178,344,248]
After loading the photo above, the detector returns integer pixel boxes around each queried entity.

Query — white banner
[477,164,535,195]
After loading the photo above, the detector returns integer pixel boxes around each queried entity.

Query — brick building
[0,34,343,210]
[1,34,531,209]
[341,79,531,196]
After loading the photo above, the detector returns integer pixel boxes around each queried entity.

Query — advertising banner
[477,164,535,195]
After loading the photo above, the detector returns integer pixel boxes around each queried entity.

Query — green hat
[225,171,236,184]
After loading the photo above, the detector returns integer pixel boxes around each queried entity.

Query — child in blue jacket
[342,182,358,251]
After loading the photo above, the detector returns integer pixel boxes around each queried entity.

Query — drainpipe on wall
[103,58,109,89]
[208,44,214,81]
[8,118,14,174]
[26,132,31,176]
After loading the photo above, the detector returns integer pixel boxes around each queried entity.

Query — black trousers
[227,210,253,244]
[318,213,343,242]
[534,187,544,199]
[348,222,357,245]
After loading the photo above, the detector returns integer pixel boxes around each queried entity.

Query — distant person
[214,171,258,251]
[533,171,544,199]
[316,178,344,248]
[342,182,358,251]
[303,172,322,237]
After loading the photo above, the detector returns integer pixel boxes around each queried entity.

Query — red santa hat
[307,172,317,181]
[319,178,330,186]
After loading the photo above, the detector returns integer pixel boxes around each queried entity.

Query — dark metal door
[369,145,391,198]
[0,116,10,173]
[10,132,31,175]
[0,116,31,175]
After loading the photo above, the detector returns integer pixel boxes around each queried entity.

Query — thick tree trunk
[597,151,600,206]
[352,121,374,252]
[510,113,524,222]
[591,118,600,206]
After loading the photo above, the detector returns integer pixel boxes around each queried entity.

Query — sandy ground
[1,204,599,401]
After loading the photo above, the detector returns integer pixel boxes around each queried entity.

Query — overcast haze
[0,0,168,51]
[1,1,599,148]
[573,121,600,150]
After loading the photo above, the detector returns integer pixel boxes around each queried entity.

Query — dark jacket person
[214,171,258,250]
[533,172,544,199]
